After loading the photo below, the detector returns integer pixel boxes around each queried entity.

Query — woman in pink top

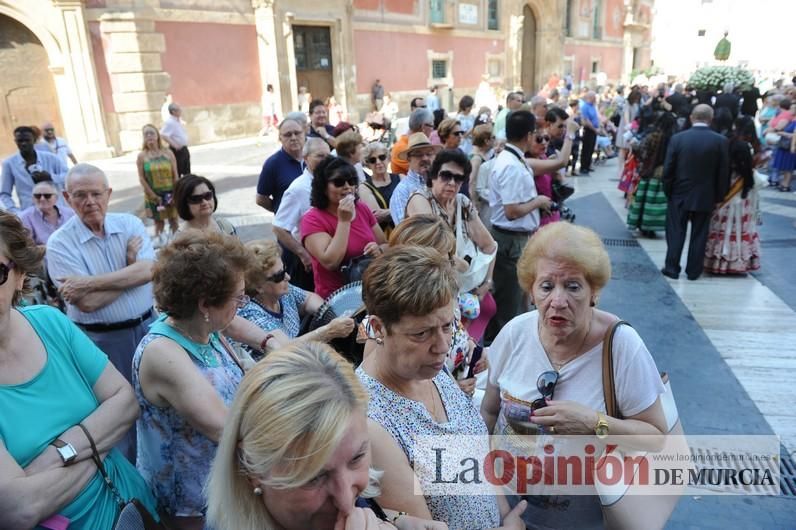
[301,156,387,298]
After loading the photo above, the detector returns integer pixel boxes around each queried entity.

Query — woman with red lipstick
[480,222,668,528]
[301,156,387,298]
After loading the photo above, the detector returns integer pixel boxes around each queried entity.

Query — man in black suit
[661,104,730,281]
[714,83,741,119]
[666,83,691,118]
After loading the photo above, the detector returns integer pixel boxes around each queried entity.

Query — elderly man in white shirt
[272,137,330,291]
[484,110,552,344]
[160,102,191,176]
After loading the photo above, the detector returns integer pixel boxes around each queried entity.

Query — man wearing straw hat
[389,132,442,225]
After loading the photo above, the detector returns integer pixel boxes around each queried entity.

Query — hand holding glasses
[502,371,559,435]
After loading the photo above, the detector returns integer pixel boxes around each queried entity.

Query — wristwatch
[51,438,78,465]
[594,412,610,439]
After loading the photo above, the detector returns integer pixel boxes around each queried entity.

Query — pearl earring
[204,313,210,323]
[253,486,263,496]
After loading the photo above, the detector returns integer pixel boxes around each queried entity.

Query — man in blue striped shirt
[47,164,156,386]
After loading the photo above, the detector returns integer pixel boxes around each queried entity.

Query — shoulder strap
[363,180,388,209]
[601,320,631,419]
[77,423,126,507]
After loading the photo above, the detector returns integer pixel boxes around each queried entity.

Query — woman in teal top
[0,211,157,529]
[133,230,252,530]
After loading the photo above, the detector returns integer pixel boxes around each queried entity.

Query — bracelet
[390,511,407,524]
[259,333,275,352]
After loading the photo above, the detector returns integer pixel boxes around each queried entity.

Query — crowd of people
[1,70,795,530]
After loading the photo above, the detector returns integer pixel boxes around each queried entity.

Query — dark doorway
[0,15,63,157]
[521,5,537,96]
[293,25,334,104]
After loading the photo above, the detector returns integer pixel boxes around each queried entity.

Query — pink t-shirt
[300,201,378,299]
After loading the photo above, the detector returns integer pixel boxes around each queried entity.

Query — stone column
[51,0,114,158]
[100,10,170,153]
[252,0,285,119]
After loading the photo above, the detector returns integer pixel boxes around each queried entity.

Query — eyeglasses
[329,176,359,188]
[281,131,303,138]
[365,154,388,164]
[422,122,434,128]
[33,193,55,200]
[436,170,467,184]
[265,269,288,283]
[44,128,55,133]
[0,261,15,287]
[534,135,551,144]
[452,131,465,137]
[69,190,108,203]
[531,371,559,410]
[187,191,214,204]
[233,293,251,308]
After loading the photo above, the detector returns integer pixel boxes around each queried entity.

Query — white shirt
[160,115,189,149]
[489,312,665,422]
[488,144,539,232]
[273,168,313,239]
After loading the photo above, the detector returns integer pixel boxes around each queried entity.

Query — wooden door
[293,25,334,104]
[0,15,63,158]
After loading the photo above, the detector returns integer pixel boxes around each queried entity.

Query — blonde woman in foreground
[205,341,447,530]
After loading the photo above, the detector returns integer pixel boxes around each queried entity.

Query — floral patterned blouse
[356,368,501,529]
[132,318,243,517]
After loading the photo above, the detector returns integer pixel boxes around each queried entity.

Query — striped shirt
[389,170,425,225]
[46,213,155,325]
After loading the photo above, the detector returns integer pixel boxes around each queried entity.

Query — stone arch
[0,2,64,70]
[505,0,564,95]
[0,1,112,157]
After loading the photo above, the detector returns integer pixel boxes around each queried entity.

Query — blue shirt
[46,213,156,324]
[236,285,309,345]
[256,148,304,212]
[1,151,68,213]
[389,170,426,225]
[580,101,600,128]
[35,137,73,166]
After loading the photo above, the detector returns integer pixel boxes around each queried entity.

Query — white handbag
[454,194,496,293]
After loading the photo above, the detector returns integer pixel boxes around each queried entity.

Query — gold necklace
[542,312,593,371]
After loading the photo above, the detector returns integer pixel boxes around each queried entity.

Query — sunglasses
[266,269,287,283]
[187,191,214,204]
[437,170,467,184]
[534,135,551,144]
[0,261,15,287]
[531,371,559,410]
[329,176,359,188]
[452,131,465,137]
[366,154,387,164]
[33,193,55,200]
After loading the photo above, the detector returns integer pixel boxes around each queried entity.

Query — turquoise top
[0,305,157,530]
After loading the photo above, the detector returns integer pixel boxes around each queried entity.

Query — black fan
[302,282,367,365]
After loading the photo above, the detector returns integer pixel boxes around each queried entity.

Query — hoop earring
[253,486,263,496]
[590,299,597,307]
[375,337,384,346]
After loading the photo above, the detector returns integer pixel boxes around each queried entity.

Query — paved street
[93,137,796,528]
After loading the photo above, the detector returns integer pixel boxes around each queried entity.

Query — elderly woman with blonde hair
[205,341,445,530]
[237,239,354,354]
[481,222,667,528]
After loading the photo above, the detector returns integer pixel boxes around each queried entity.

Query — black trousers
[580,128,597,172]
[281,244,315,293]
[664,200,712,278]
[170,145,191,176]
